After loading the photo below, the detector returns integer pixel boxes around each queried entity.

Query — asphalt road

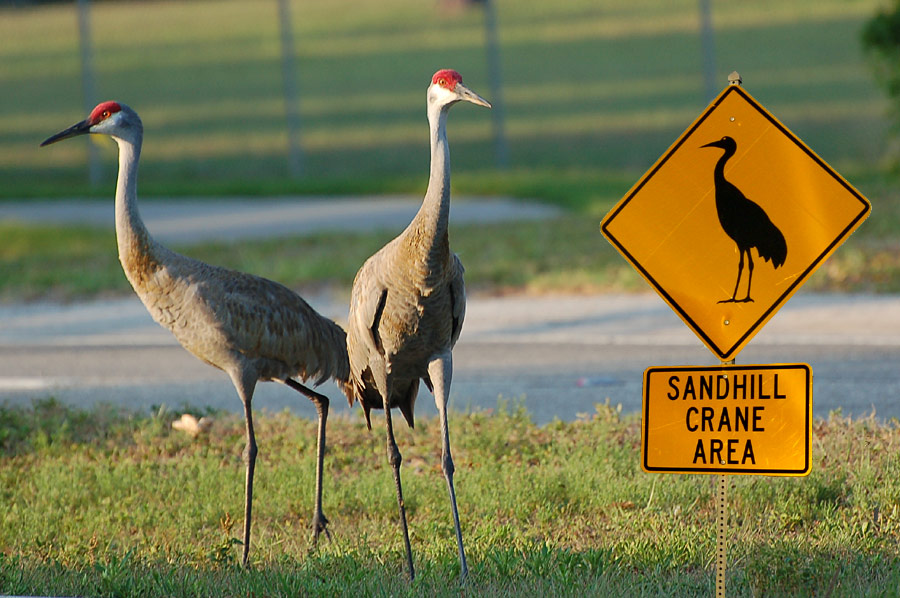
[2,291,899,425]
[2,197,899,424]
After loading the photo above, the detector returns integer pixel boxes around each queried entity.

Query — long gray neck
[409,103,451,247]
[113,135,156,275]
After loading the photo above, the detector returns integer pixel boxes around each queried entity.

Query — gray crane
[41,102,351,567]
[345,69,490,581]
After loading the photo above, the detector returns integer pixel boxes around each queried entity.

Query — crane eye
[102,110,110,119]
[438,78,446,87]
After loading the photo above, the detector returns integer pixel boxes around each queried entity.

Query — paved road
[2,196,898,424]
[2,292,899,424]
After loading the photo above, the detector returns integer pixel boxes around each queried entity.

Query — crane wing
[449,252,466,348]
[348,253,391,358]
[166,259,348,386]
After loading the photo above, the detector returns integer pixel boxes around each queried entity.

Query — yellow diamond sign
[601,84,871,361]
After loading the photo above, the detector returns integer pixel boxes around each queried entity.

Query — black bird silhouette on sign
[701,136,787,303]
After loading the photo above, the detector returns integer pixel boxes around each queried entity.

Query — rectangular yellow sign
[642,364,812,475]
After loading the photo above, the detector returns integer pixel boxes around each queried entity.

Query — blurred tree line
[863,0,900,164]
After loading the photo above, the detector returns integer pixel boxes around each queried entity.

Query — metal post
[716,472,728,597]
[77,0,101,186]
[698,0,717,102]
[716,356,734,596]
[482,0,509,169]
[277,0,304,178]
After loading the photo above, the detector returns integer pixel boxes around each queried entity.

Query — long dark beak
[700,139,724,149]
[456,82,491,108]
[41,118,92,147]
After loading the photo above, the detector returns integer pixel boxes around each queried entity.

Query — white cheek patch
[430,84,457,104]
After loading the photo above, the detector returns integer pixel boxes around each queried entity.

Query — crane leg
[719,248,745,304]
[230,370,258,568]
[427,352,468,581]
[376,367,415,580]
[284,379,331,545]
[742,252,755,302]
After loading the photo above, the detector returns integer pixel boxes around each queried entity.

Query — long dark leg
[719,248,745,304]
[230,370,258,568]
[428,352,468,581]
[741,250,755,302]
[375,368,415,580]
[285,379,330,544]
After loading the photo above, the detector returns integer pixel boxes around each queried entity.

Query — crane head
[428,69,491,110]
[701,135,737,152]
[41,101,141,147]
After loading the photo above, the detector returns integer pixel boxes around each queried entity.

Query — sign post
[600,73,870,595]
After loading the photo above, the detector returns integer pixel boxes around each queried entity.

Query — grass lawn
[2,0,897,301]
[0,399,898,597]
[0,0,891,198]
[3,203,900,304]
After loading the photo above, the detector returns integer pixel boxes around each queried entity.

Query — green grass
[0,0,891,198]
[0,212,646,303]
[2,0,897,301]
[4,199,900,304]
[0,399,898,596]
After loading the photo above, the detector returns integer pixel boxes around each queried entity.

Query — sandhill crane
[41,102,351,567]
[701,136,787,303]
[345,69,490,581]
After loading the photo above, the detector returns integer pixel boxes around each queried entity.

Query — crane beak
[40,118,92,147]
[700,139,725,149]
[455,82,491,108]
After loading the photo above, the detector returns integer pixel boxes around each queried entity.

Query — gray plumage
[345,213,466,429]
[42,101,350,567]
[121,235,347,389]
[345,69,490,581]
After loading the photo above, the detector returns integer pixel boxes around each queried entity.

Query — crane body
[42,102,350,566]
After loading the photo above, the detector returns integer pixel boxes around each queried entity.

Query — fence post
[699,0,717,102]
[482,0,509,169]
[77,0,101,186]
[277,0,304,178]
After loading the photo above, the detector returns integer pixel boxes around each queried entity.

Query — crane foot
[310,512,331,547]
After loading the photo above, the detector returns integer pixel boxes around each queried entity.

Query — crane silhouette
[41,102,351,567]
[346,69,490,581]
[701,136,787,303]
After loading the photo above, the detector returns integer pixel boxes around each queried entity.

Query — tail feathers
[755,223,787,269]
[347,372,419,430]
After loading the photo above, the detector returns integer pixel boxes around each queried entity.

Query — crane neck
[713,146,735,183]
[409,103,452,249]
[113,134,156,275]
